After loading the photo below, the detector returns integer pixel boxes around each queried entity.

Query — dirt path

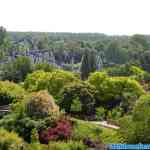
[90,121,120,130]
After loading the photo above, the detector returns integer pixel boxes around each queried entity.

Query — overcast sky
[0,0,150,35]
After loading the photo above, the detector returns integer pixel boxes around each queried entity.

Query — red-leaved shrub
[39,118,72,144]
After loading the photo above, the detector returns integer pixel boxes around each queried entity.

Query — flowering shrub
[26,90,59,119]
[39,118,72,144]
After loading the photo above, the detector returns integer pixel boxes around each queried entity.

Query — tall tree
[0,26,12,55]
[37,35,49,50]
[80,49,97,80]
[0,26,7,46]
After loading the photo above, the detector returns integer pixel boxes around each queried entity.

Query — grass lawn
[72,118,123,144]
[100,127,123,144]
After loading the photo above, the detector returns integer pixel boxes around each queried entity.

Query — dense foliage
[1,56,32,82]
[88,72,144,113]
[33,63,56,72]
[0,81,26,105]
[120,94,150,143]
[24,70,77,98]
[1,26,150,147]
[59,81,98,116]
[1,27,150,73]
[0,128,24,150]
[0,90,60,142]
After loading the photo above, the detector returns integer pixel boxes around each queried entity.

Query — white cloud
[0,0,150,35]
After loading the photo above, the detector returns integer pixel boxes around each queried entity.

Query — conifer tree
[80,49,97,80]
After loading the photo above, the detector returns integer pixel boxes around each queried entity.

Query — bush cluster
[0,66,148,145]
[0,90,60,142]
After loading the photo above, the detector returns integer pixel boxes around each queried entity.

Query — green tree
[24,70,77,99]
[105,41,128,65]
[60,81,97,115]
[1,56,32,82]
[37,35,49,50]
[120,94,150,143]
[0,128,24,150]
[88,72,144,112]
[0,26,12,56]
[131,34,149,50]
[34,63,56,72]
[95,107,106,121]
[0,81,26,105]
[0,26,7,46]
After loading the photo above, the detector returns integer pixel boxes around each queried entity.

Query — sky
[0,0,150,35]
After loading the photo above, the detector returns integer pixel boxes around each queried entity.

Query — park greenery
[0,26,150,149]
